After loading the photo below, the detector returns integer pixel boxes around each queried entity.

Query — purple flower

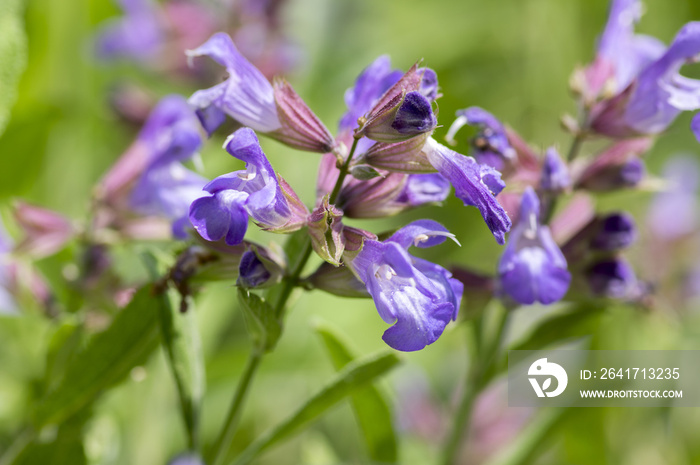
[187,33,335,152]
[95,0,163,62]
[624,22,700,134]
[587,1,700,136]
[647,155,699,241]
[189,128,306,246]
[445,107,515,170]
[423,138,511,244]
[129,96,208,238]
[586,258,644,300]
[594,0,665,93]
[347,220,463,351]
[540,147,570,192]
[498,188,570,305]
[187,33,279,133]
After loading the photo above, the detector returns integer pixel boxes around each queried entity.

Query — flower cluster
[447,0,700,308]
[181,33,512,351]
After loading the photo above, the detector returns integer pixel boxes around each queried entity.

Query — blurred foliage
[1,0,700,464]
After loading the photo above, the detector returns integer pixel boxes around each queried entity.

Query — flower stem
[441,304,509,465]
[210,138,363,465]
[328,137,360,205]
[210,351,262,465]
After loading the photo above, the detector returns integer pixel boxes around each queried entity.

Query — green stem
[441,305,509,465]
[209,137,363,465]
[210,351,263,465]
[566,131,586,162]
[328,137,360,205]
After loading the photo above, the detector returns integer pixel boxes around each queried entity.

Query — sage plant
[1,0,699,464]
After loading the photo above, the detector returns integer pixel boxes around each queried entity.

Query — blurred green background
[2,0,700,464]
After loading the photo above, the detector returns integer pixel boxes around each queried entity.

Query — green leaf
[315,323,398,464]
[158,290,206,450]
[0,0,27,137]
[33,286,161,427]
[231,351,401,465]
[237,288,282,353]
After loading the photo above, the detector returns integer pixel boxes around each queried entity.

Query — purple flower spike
[96,0,163,62]
[625,22,700,134]
[540,147,570,192]
[424,139,511,244]
[348,220,463,351]
[187,32,280,134]
[189,128,304,245]
[445,107,515,170]
[498,188,571,305]
[591,213,637,251]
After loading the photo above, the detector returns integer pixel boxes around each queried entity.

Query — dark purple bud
[540,147,570,192]
[355,62,437,143]
[238,250,271,288]
[590,213,637,251]
[576,138,650,191]
[391,92,437,135]
[586,258,645,300]
[360,91,437,143]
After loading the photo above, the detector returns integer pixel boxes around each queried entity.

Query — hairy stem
[210,351,263,465]
[441,304,509,465]
[210,138,362,465]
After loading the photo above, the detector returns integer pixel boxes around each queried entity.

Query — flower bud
[237,245,284,289]
[576,138,651,191]
[357,91,437,143]
[539,147,570,192]
[307,197,345,266]
[271,78,337,153]
[590,213,637,251]
[586,258,646,301]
